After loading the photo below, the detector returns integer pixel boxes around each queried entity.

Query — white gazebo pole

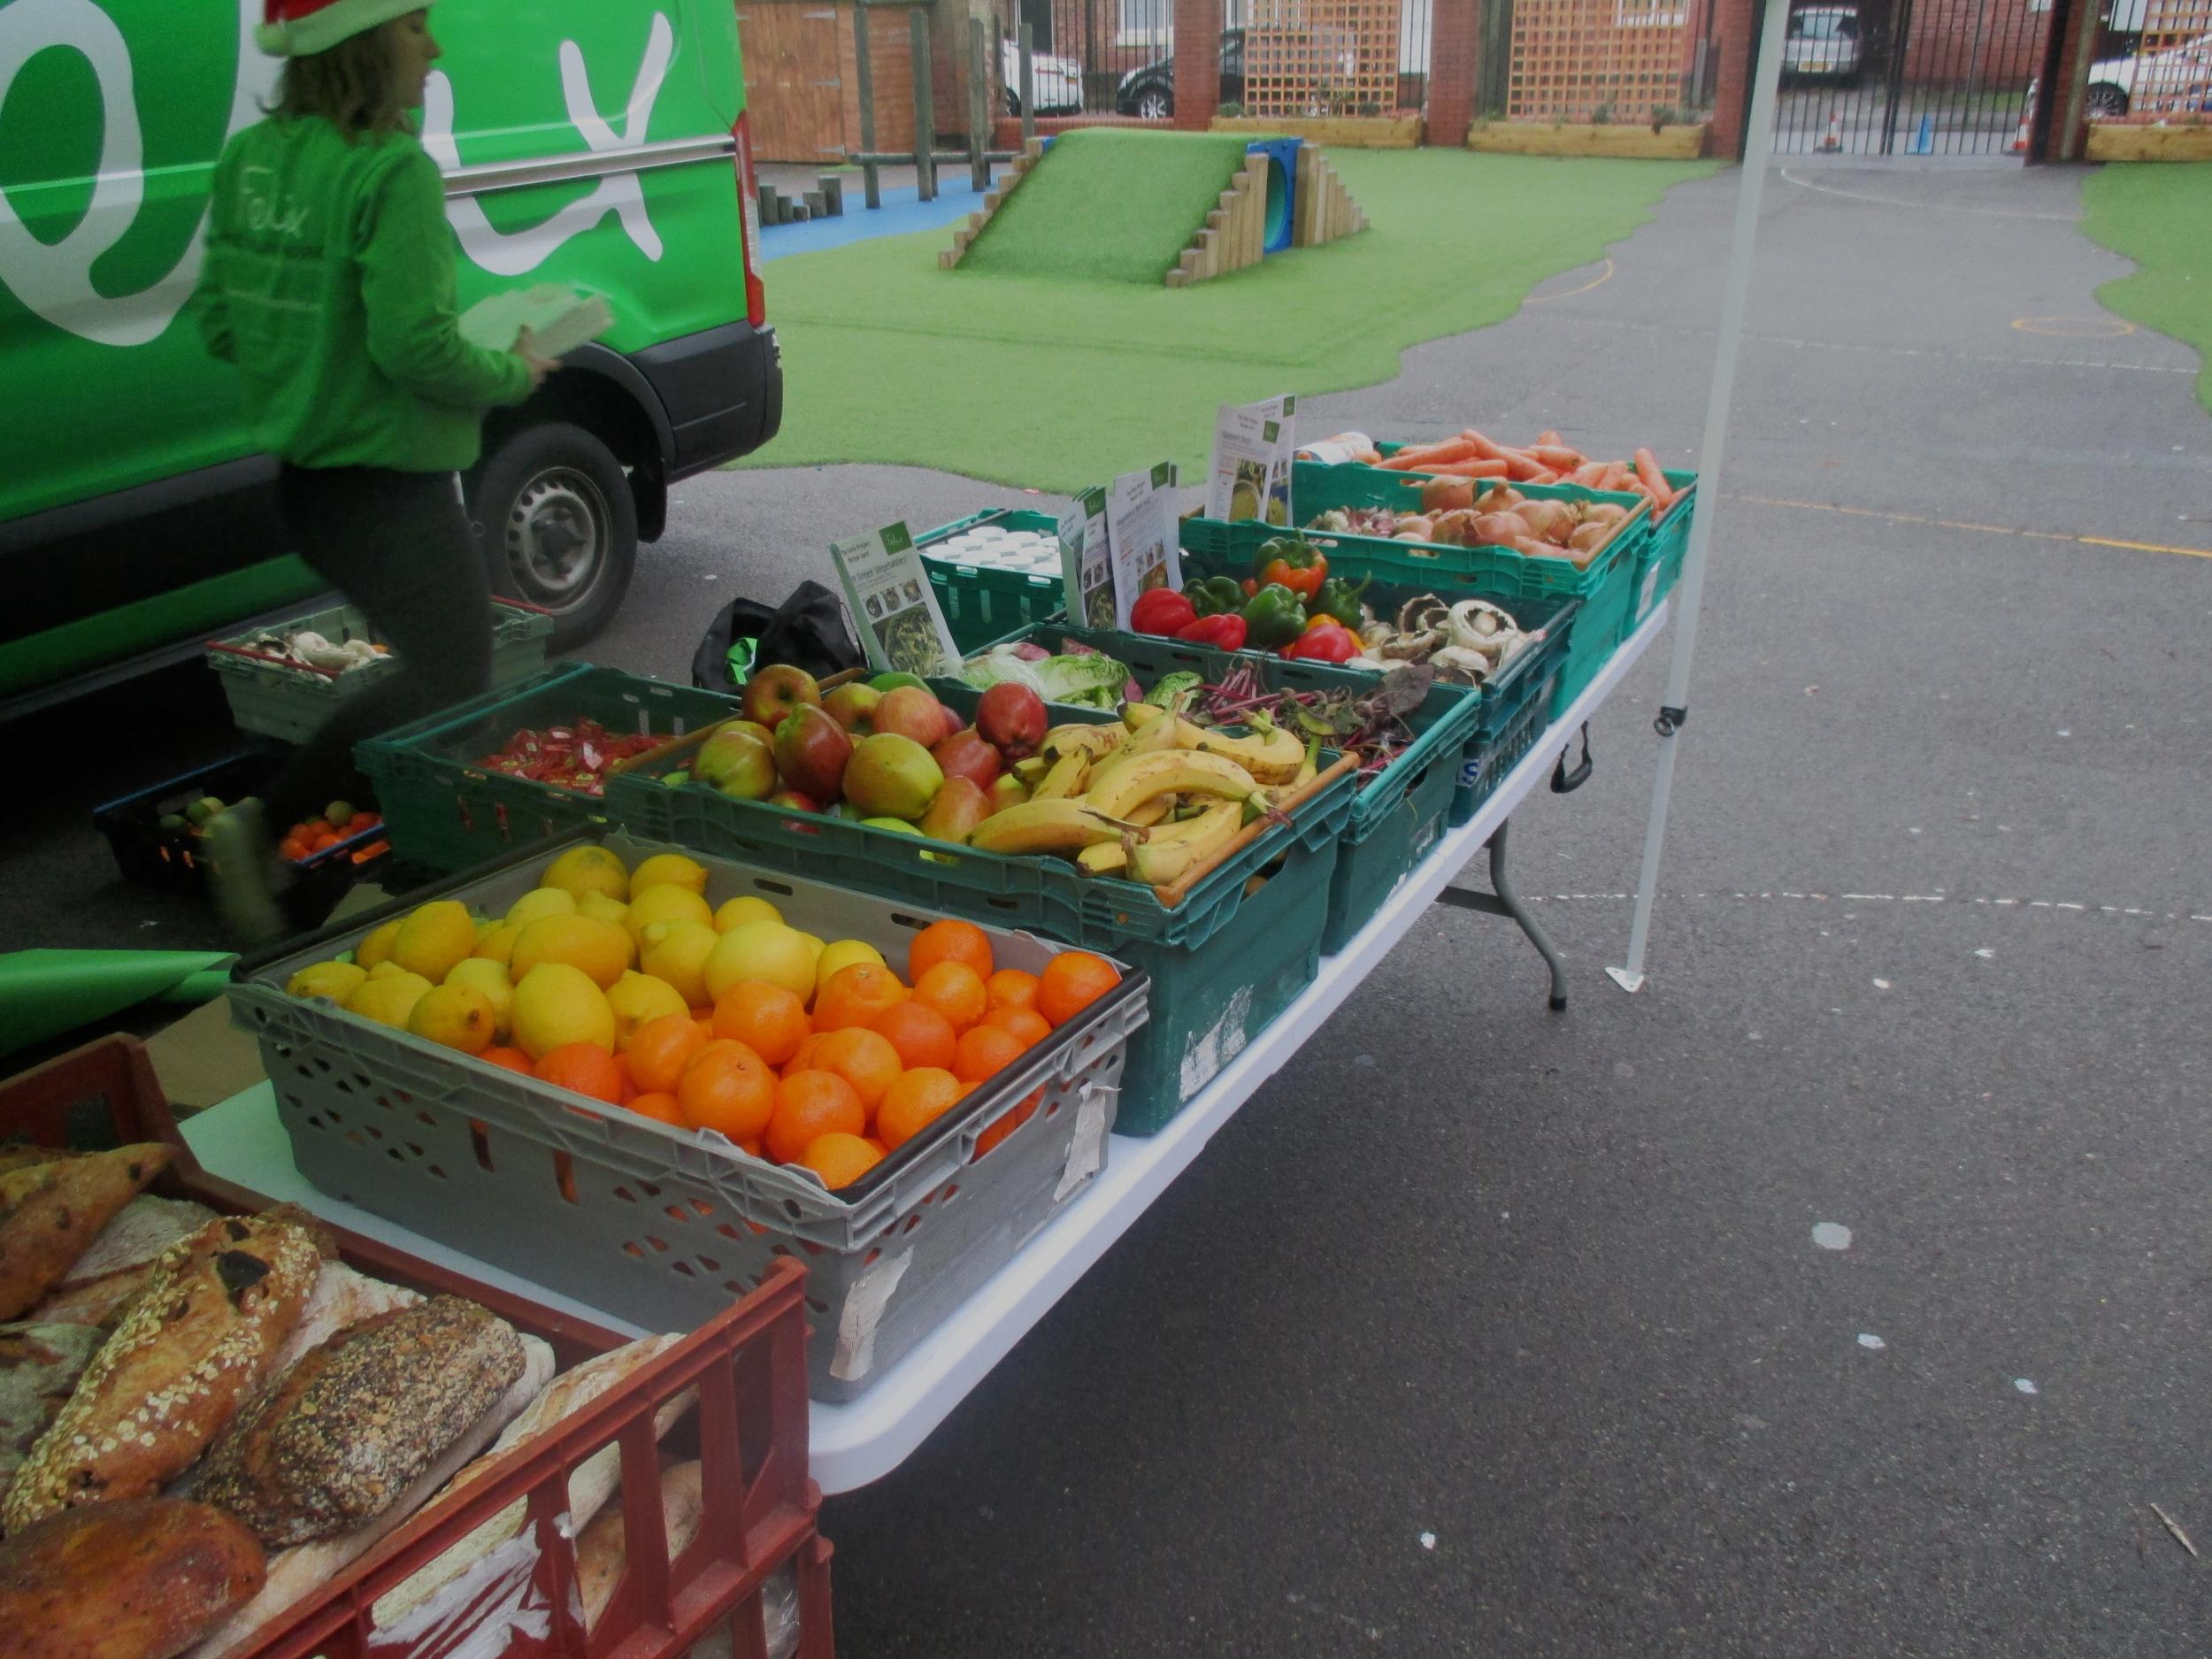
[1609,0,1794,995]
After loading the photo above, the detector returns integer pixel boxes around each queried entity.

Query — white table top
[186,601,1665,1494]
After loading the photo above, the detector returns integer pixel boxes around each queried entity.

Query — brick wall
[1425,0,1479,142]
[1173,0,1222,124]
[1709,0,1756,156]
[1898,0,2050,87]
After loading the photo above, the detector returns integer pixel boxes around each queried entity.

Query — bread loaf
[265,1261,420,1377]
[0,1144,173,1322]
[3,1214,324,1532]
[196,1295,525,1548]
[34,1197,220,1329]
[577,1460,704,1632]
[0,1147,83,1180]
[0,1323,105,1488]
[0,1497,265,1659]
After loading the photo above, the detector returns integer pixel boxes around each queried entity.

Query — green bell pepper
[1241,582,1309,649]
[1310,574,1370,630]
[1186,574,1247,618]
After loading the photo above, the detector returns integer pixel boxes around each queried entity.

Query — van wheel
[471,422,637,648]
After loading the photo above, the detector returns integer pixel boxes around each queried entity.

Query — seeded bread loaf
[0,1498,266,1659]
[196,1295,525,1548]
[0,1145,173,1322]
[2,1214,324,1532]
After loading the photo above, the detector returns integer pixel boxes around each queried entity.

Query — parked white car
[2083,30,2212,115]
[1785,5,1864,83]
[1002,39,1084,114]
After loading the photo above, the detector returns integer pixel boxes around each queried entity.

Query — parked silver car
[1002,39,1084,115]
[1785,5,1864,83]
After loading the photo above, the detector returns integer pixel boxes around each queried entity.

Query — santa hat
[257,0,427,56]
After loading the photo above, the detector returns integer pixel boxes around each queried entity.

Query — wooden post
[853,4,880,209]
[968,17,990,194]
[1018,20,1036,147]
[910,8,936,201]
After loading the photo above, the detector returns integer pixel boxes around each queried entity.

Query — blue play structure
[1243,137,1302,256]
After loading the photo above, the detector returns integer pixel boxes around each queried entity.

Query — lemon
[354,918,403,971]
[348,970,432,1029]
[511,962,617,1059]
[505,887,578,929]
[443,957,515,1041]
[624,883,713,946]
[607,971,691,1049]
[630,852,709,897]
[704,919,818,1004]
[713,895,783,933]
[510,914,634,989]
[639,918,719,1008]
[407,981,496,1053]
[474,917,501,943]
[472,923,521,967]
[577,891,631,928]
[794,931,826,962]
[392,900,477,983]
[815,939,886,984]
[541,844,629,902]
[287,960,365,1002]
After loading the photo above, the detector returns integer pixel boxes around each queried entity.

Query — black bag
[690,580,863,693]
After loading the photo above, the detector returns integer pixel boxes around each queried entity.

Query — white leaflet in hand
[457,285,615,357]
[830,523,961,677]
[1058,486,1113,633]
[1106,462,1179,632]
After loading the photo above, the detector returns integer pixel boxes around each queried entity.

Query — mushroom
[1429,646,1494,686]
[1446,599,1523,664]
[1394,593,1450,636]
[1379,627,1445,661]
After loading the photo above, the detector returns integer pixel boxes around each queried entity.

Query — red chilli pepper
[1280,621,1358,663]
[1130,587,1197,637]
[1175,613,1249,652]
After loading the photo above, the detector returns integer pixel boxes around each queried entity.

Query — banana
[1118,704,1183,760]
[1123,796,1172,827]
[1129,802,1242,887]
[1084,749,1266,821]
[1032,750,1091,800]
[1044,724,1123,760]
[1079,799,1233,877]
[969,799,1139,856]
[1011,756,1052,787]
[1184,722,1305,785]
[1122,702,1167,732]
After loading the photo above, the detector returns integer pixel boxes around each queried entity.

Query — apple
[935,701,964,744]
[691,726,777,800]
[766,788,820,814]
[741,664,821,730]
[841,733,943,822]
[975,683,1048,762]
[987,772,1031,812]
[932,727,1002,790]
[875,686,947,746]
[822,682,881,735]
[918,776,992,844]
[772,703,852,803]
[870,672,928,695]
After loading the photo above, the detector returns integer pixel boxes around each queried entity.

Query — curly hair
[273,25,411,142]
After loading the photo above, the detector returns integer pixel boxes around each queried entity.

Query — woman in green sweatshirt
[194,0,553,943]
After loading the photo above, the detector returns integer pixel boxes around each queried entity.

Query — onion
[1569,521,1613,554]
[1512,499,1575,541]
[1468,512,1528,547]
[1584,503,1628,525]
[1473,485,1524,514]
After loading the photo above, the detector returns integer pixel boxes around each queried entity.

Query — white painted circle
[1812,1222,1853,1251]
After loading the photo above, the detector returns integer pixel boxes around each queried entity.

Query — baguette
[185,1335,554,1659]
[34,1197,220,1329]
[0,1323,105,1487]
[0,1144,173,1322]
[3,1214,324,1532]
[0,1498,265,1659]
[578,1459,703,1632]
[196,1296,526,1548]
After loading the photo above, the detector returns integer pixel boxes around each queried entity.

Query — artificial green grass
[743,150,1716,495]
[2078,163,2212,416]
[963,128,1255,284]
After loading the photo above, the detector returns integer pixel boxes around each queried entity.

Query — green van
[0,0,780,714]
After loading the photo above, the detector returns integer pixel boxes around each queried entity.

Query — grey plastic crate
[209,600,555,744]
[229,829,1149,1402]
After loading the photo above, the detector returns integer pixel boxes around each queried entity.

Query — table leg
[1431,818,1570,1010]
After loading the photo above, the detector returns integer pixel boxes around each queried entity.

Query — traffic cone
[1819,110,1842,150]
[2010,116,2029,151]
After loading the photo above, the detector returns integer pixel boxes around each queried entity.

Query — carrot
[1536,430,1563,448]
[1568,461,1611,487]
[1598,463,1633,493]
[1499,449,1556,483]
[1380,437,1482,472]
[1633,448,1675,511]
[1456,429,1514,461]
[1417,457,1510,480]
[1527,443,1586,471]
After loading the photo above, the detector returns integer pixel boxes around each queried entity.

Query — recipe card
[1207,394,1295,526]
[1059,486,1114,631]
[1106,462,1179,632]
[829,523,961,677]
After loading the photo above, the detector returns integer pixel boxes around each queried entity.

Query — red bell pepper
[1280,621,1359,663]
[1130,587,1198,637]
[1175,613,1249,652]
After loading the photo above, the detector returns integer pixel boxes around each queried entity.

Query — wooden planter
[1210,114,1425,148]
[2085,123,2212,161]
[1466,121,1710,158]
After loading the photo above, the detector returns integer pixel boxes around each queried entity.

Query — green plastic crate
[208,599,556,745]
[918,509,1069,653]
[1632,474,1697,626]
[606,710,1358,1134]
[356,664,741,872]
[1455,660,1562,824]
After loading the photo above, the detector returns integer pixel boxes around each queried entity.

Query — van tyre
[471,421,637,649]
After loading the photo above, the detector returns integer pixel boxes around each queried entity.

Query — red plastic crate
[0,1038,834,1659]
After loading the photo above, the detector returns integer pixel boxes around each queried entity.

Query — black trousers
[262,464,492,828]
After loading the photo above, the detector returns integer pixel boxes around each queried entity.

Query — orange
[1036,951,1121,1028]
[875,1067,963,1151]
[611,1052,638,1102]
[626,1091,684,1125]
[913,961,987,1033]
[798,1131,882,1191]
[975,1092,1040,1156]
[713,980,811,1067]
[537,1042,625,1104]
[629,1014,709,1095]
[782,1031,827,1078]
[677,1040,777,1143]
[811,1027,902,1115]
[907,918,994,985]
[953,1024,1026,1086]
[478,1046,534,1076]
[766,1071,864,1164]
[985,968,1041,1014]
[810,962,910,1032]
[870,1001,958,1071]
[983,1006,1051,1049]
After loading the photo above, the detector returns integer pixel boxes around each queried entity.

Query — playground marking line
[1727,493,2212,560]
[1527,258,1615,303]
[2012,315,2136,338]
[1778,168,2076,222]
